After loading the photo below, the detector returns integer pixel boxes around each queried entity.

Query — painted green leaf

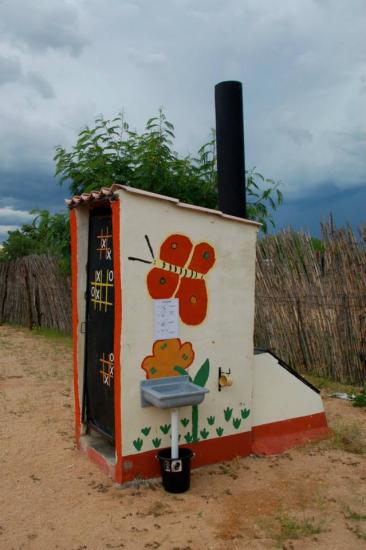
[141,426,151,436]
[181,418,189,427]
[160,424,171,435]
[233,417,241,429]
[216,427,224,437]
[152,437,161,448]
[184,432,193,443]
[207,416,215,426]
[174,366,187,376]
[193,359,210,388]
[200,428,209,439]
[224,407,233,422]
[133,437,143,451]
[241,408,251,419]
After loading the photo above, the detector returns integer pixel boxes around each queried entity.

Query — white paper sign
[154,299,179,341]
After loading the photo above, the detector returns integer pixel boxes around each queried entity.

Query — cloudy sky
[0,0,365,241]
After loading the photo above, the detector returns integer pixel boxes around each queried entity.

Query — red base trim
[252,412,329,455]
[86,446,116,479]
[121,431,252,482]
[78,412,329,483]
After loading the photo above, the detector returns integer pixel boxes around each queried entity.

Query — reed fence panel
[255,224,366,385]
[0,255,71,332]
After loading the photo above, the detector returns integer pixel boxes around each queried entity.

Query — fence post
[296,298,309,370]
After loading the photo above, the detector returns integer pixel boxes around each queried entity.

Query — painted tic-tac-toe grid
[99,352,114,387]
[96,226,112,260]
[90,268,114,312]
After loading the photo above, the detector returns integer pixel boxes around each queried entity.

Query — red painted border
[80,411,329,483]
[252,412,329,455]
[111,200,123,482]
[121,431,252,482]
[86,446,116,479]
[70,209,81,444]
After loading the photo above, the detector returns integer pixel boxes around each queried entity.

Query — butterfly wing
[146,234,193,299]
[175,242,216,325]
[187,242,216,273]
[175,278,208,325]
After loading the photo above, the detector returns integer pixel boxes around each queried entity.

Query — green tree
[54,110,282,228]
[0,209,70,273]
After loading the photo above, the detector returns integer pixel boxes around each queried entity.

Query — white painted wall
[75,207,89,416]
[118,188,259,456]
[252,352,324,427]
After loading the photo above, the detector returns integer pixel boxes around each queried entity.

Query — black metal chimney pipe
[215,81,247,218]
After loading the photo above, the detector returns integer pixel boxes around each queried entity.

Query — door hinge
[80,322,86,334]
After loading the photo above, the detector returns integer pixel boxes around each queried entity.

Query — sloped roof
[66,183,260,228]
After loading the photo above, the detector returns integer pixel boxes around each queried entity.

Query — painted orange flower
[141,339,195,379]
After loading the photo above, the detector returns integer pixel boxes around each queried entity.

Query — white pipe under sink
[171,409,179,459]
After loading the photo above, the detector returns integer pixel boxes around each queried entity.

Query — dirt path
[0,324,365,550]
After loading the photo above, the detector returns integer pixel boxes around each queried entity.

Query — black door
[84,207,115,441]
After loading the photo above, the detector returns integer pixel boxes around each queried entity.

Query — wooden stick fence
[0,222,365,385]
[255,222,366,385]
[0,255,71,332]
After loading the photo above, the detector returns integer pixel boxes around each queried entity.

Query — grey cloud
[126,48,167,67]
[0,206,33,224]
[0,54,54,98]
[26,71,55,99]
[279,126,313,146]
[0,0,87,56]
[0,55,22,85]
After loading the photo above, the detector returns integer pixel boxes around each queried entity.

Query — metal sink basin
[141,375,209,409]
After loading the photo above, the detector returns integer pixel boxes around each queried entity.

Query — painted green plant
[152,437,162,448]
[207,415,215,426]
[200,428,209,439]
[133,437,143,451]
[184,432,193,443]
[141,426,151,436]
[233,417,241,430]
[176,359,210,443]
[216,427,224,437]
[181,418,189,427]
[241,407,251,419]
[160,424,171,435]
[224,407,233,422]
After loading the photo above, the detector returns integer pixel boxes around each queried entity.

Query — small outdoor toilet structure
[68,184,328,484]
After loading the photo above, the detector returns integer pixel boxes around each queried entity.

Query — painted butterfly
[129,234,216,325]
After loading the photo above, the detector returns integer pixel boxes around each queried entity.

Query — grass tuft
[274,514,325,546]
[329,421,366,455]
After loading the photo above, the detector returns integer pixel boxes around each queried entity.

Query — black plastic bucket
[157,447,194,493]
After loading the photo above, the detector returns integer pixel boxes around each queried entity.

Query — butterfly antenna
[128,257,152,264]
[145,235,155,259]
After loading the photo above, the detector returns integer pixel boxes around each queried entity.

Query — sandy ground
[0,324,365,550]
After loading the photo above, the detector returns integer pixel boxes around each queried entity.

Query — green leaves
[193,359,210,388]
[133,438,143,451]
[241,408,251,419]
[200,428,209,439]
[207,416,215,426]
[160,424,171,435]
[181,418,189,427]
[232,417,241,430]
[141,426,151,436]
[184,432,193,443]
[223,407,233,422]
[246,169,283,233]
[0,209,70,274]
[216,427,224,437]
[152,438,161,448]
